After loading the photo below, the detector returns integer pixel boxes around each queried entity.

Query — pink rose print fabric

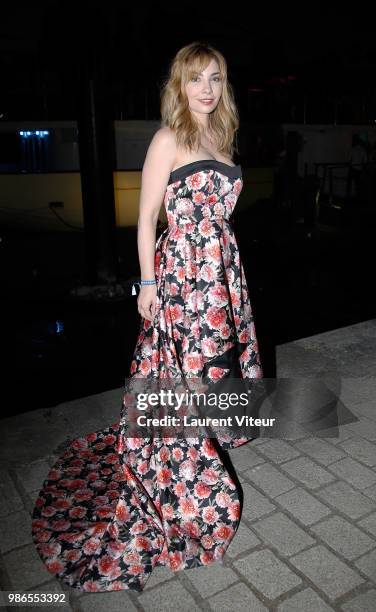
[31,160,263,592]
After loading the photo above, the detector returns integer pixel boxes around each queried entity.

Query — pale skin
[137,57,236,321]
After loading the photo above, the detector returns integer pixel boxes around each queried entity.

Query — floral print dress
[31,159,263,593]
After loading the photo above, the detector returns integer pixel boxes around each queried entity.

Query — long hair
[160,42,239,157]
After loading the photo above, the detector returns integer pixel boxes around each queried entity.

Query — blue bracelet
[131,279,156,295]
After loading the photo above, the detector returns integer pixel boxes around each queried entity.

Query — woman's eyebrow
[198,71,221,76]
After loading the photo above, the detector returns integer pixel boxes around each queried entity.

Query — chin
[197,105,218,113]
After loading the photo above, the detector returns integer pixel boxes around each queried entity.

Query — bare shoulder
[145,126,177,171]
[150,126,177,150]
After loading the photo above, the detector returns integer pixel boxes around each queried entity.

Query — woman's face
[185,57,223,123]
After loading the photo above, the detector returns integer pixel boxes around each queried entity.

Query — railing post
[76,7,118,285]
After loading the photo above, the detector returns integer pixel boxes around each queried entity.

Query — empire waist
[165,217,234,231]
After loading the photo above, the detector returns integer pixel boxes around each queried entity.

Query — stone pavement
[1,319,376,611]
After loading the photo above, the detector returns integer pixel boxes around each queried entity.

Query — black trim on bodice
[168,159,242,185]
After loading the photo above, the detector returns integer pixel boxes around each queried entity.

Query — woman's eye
[190,76,221,82]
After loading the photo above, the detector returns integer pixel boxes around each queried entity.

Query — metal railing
[313,162,351,205]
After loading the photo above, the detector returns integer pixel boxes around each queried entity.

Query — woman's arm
[136,126,177,321]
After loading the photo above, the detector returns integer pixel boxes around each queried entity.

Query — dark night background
[1,2,375,124]
[1,2,375,417]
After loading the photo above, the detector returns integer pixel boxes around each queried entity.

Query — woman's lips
[199,99,214,105]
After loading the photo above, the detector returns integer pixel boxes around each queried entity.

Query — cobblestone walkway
[1,320,376,611]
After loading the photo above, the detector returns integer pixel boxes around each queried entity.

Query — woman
[31,41,263,593]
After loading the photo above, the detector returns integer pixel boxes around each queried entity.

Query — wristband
[140,279,156,285]
[131,279,156,295]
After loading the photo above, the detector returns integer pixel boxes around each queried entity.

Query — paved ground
[1,319,376,611]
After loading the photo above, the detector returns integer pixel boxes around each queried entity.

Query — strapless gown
[31,159,263,592]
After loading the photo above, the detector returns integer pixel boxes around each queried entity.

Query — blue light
[19,130,50,138]
[56,320,64,334]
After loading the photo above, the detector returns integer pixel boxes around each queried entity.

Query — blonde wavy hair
[160,41,239,158]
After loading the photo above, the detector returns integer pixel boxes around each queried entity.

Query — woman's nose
[202,83,213,93]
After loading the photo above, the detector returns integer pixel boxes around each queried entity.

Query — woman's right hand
[137,284,158,322]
